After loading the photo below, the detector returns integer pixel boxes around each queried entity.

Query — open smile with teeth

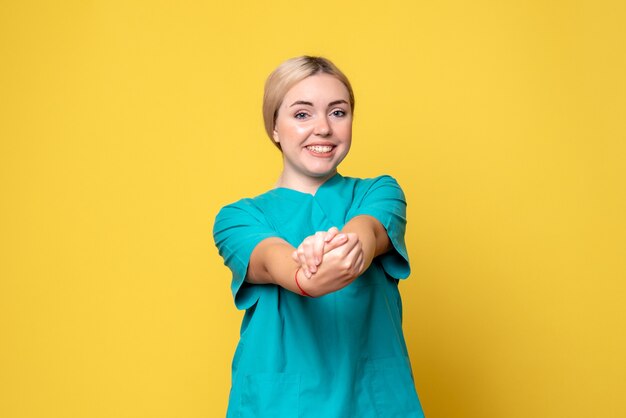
[306,145,334,154]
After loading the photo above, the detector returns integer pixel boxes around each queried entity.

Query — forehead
[281,74,350,106]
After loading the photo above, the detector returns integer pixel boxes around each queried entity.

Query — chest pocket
[239,372,300,418]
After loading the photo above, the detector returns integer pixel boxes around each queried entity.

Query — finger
[324,226,340,243]
[292,250,299,263]
[302,267,312,279]
[323,233,348,253]
[296,246,313,279]
[355,252,365,273]
[312,231,326,267]
[336,233,360,256]
[296,246,308,270]
[343,239,364,274]
[303,233,323,273]
[345,239,363,265]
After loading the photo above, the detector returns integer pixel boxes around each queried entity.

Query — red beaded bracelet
[294,267,313,297]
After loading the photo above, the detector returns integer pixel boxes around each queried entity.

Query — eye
[331,109,346,117]
[294,111,309,119]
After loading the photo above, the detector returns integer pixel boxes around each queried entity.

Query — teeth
[307,145,333,153]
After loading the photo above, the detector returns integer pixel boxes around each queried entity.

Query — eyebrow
[289,99,349,108]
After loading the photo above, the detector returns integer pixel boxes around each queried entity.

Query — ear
[272,129,280,144]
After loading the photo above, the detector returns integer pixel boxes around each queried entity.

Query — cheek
[293,124,311,136]
[337,120,353,138]
[276,120,312,138]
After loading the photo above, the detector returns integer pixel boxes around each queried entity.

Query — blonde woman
[214,56,424,417]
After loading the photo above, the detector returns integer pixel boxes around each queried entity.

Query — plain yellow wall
[1,1,624,417]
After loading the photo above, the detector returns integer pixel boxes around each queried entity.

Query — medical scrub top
[213,174,424,418]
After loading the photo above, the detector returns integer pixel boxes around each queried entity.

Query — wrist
[294,267,313,297]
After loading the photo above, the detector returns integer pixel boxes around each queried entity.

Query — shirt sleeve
[347,175,410,279]
[213,199,278,310]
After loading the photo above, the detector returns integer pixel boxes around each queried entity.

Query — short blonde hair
[262,56,355,149]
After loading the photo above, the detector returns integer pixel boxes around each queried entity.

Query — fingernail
[315,257,320,265]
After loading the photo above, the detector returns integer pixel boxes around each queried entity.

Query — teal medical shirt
[214,174,424,418]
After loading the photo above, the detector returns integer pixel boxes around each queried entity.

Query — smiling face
[272,73,353,191]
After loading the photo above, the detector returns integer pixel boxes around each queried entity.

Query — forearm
[341,215,391,271]
[246,217,391,297]
[247,237,301,294]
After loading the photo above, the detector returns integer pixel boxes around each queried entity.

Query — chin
[305,165,338,178]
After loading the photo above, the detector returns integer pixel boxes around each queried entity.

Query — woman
[213,56,424,417]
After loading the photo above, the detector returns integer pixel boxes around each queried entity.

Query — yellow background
[1,1,625,417]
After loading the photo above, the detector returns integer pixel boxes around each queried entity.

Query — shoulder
[342,174,405,200]
[341,174,401,187]
[214,190,278,229]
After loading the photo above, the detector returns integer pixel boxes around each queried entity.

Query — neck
[275,170,337,194]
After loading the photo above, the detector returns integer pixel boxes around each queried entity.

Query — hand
[296,232,365,297]
[292,227,348,278]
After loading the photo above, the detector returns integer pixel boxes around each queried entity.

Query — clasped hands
[291,227,365,297]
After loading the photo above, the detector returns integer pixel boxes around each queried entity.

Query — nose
[314,116,331,137]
